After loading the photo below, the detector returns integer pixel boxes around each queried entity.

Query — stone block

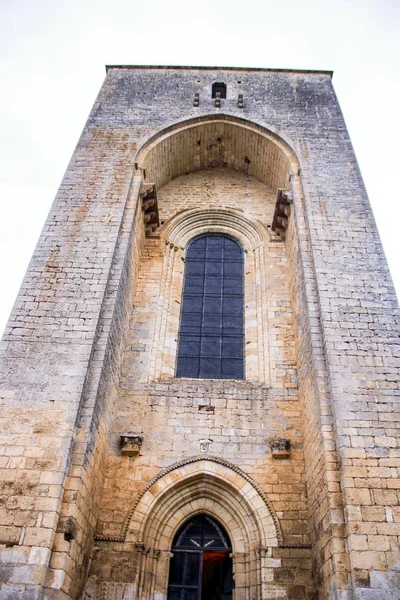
[0,526,21,546]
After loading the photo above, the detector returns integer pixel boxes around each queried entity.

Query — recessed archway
[123,456,284,600]
[149,208,273,383]
[135,115,301,386]
[134,114,298,193]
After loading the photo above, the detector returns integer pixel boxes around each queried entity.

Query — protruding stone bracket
[238,94,244,108]
[193,92,200,107]
[215,92,221,108]
[140,183,159,236]
[269,438,291,459]
[56,515,77,542]
[120,434,143,457]
[135,541,148,554]
[199,438,213,453]
[271,188,293,239]
[134,163,146,178]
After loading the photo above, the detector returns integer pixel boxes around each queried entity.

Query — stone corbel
[140,182,159,235]
[271,187,293,240]
[269,438,291,458]
[254,546,273,558]
[56,515,77,542]
[135,541,149,555]
[120,434,143,457]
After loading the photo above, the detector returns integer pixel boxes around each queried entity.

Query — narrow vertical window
[211,82,227,98]
[176,234,244,379]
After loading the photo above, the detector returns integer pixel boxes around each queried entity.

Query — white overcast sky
[0,0,399,336]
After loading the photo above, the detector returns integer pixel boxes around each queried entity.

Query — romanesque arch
[134,113,299,192]
[148,208,274,383]
[135,114,302,386]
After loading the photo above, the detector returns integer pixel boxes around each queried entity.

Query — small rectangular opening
[212,82,227,99]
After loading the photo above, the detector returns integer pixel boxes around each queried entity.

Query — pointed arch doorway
[167,514,234,600]
[124,456,283,599]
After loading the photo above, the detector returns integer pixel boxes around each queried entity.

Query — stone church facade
[0,66,399,599]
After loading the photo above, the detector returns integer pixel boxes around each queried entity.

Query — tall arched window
[176,234,244,379]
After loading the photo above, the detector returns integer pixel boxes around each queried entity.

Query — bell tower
[0,66,399,600]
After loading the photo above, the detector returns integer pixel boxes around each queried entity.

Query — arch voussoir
[162,207,268,251]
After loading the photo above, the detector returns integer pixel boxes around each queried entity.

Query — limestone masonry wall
[0,67,398,600]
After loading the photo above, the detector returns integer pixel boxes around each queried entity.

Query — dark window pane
[202,313,222,329]
[180,315,202,333]
[181,309,201,322]
[172,515,232,550]
[207,236,223,248]
[185,261,205,276]
[202,329,222,338]
[223,314,243,332]
[184,277,204,294]
[201,337,221,357]
[176,357,199,378]
[180,327,202,337]
[203,297,222,314]
[169,554,185,585]
[205,261,223,277]
[191,237,206,256]
[183,553,201,586]
[224,261,242,276]
[200,357,221,379]
[206,240,223,260]
[178,338,201,357]
[204,278,223,293]
[183,297,203,313]
[222,359,243,379]
[167,590,181,600]
[222,338,243,358]
[223,297,242,314]
[224,237,242,256]
[183,591,198,600]
[223,278,242,294]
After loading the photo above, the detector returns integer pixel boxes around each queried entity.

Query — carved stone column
[154,551,174,600]
[142,548,160,599]
[133,541,149,599]
[149,241,183,381]
[253,243,270,384]
[231,552,249,600]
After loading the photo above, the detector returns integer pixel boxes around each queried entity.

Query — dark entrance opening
[211,82,227,99]
[167,514,234,600]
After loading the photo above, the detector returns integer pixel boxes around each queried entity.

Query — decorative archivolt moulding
[93,454,310,551]
[148,207,274,384]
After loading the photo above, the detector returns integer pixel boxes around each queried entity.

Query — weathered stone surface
[0,66,398,599]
